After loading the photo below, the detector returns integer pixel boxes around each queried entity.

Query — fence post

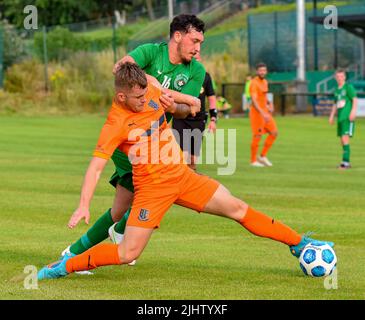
[280,93,286,116]
[42,26,49,92]
[0,26,3,88]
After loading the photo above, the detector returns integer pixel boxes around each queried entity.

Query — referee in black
[172,52,218,171]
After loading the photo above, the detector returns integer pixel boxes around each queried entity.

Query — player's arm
[205,73,217,132]
[163,88,200,118]
[250,83,270,122]
[113,55,136,74]
[68,115,124,228]
[329,98,337,125]
[350,97,358,121]
[68,157,108,228]
[207,95,218,133]
[171,62,206,119]
[349,85,357,122]
[267,99,274,113]
[147,75,201,117]
[251,97,267,118]
[113,43,158,74]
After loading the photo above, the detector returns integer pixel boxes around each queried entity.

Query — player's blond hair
[115,62,147,92]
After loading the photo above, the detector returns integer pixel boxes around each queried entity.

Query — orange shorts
[126,166,220,229]
[250,112,277,136]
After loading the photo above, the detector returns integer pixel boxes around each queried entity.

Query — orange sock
[239,207,301,246]
[66,243,121,273]
[251,136,261,163]
[261,134,276,157]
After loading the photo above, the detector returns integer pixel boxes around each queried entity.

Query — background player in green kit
[329,68,358,169]
[59,14,206,266]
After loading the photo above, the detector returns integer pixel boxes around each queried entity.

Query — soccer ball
[299,242,337,277]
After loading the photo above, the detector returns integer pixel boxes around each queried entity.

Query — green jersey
[129,42,205,98]
[110,42,206,191]
[334,83,356,122]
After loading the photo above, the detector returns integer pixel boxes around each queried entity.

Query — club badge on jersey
[174,74,188,91]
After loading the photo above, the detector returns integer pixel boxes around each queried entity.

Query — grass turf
[0,115,364,300]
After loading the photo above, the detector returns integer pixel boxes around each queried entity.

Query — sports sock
[114,208,131,234]
[251,136,261,163]
[239,207,301,246]
[261,134,276,157]
[66,243,121,273]
[342,144,350,163]
[69,208,114,255]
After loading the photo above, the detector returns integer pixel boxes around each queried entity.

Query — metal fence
[247,4,365,72]
[221,81,288,114]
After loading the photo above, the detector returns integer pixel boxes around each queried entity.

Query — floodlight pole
[297,0,306,82]
[313,0,318,70]
[296,0,307,112]
[168,0,174,21]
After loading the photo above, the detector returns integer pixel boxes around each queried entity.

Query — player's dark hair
[169,14,205,38]
[115,62,147,92]
[256,62,267,70]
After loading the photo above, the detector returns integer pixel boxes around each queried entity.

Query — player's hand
[262,112,271,123]
[68,207,90,229]
[268,104,274,114]
[113,60,123,75]
[349,111,356,122]
[329,116,334,125]
[208,120,217,133]
[160,91,176,113]
[189,97,201,117]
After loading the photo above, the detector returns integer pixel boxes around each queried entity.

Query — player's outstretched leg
[38,226,153,280]
[202,185,334,258]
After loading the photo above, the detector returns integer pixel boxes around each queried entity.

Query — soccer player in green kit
[329,69,358,169]
[58,14,206,267]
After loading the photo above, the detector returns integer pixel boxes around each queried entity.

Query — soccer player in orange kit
[249,63,278,167]
[37,63,333,280]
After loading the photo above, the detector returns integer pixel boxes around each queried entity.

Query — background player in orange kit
[249,62,278,167]
[37,63,333,280]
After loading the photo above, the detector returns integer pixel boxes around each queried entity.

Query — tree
[1,0,98,27]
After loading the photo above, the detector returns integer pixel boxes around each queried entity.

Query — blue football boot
[290,232,335,258]
[37,254,72,280]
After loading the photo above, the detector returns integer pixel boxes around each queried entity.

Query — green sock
[114,208,131,234]
[342,144,350,163]
[69,208,114,255]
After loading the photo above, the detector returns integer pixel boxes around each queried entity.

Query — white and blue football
[299,242,337,277]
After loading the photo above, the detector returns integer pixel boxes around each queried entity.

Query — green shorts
[109,149,134,193]
[337,120,355,137]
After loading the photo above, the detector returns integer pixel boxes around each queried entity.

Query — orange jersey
[250,76,269,115]
[93,83,185,187]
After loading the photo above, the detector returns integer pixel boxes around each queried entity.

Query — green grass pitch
[0,115,364,300]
